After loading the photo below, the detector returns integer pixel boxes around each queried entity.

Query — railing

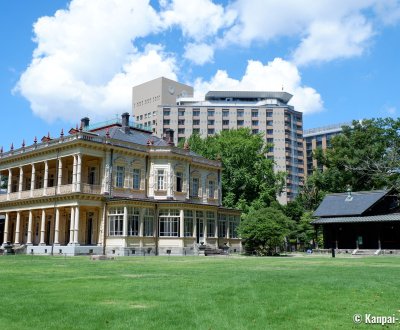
[0,183,102,202]
[82,184,102,194]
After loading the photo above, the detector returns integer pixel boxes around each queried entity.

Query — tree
[0,176,7,190]
[315,118,400,192]
[238,207,295,255]
[184,129,285,210]
[295,212,317,250]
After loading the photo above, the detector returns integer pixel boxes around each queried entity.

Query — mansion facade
[0,113,241,256]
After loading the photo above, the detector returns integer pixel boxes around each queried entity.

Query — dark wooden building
[312,189,400,250]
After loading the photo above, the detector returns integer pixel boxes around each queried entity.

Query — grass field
[1,255,400,330]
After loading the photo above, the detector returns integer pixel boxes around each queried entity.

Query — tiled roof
[312,213,400,224]
[94,126,168,146]
[313,190,390,217]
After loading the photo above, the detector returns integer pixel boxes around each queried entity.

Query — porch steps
[352,249,380,256]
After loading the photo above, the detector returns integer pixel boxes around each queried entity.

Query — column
[204,218,207,245]
[74,206,80,245]
[226,220,230,239]
[30,163,36,197]
[43,160,49,195]
[7,169,12,200]
[72,155,77,192]
[193,212,197,239]
[97,206,104,247]
[139,209,144,237]
[18,167,24,198]
[15,211,21,244]
[179,209,184,238]
[54,208,60,245]
[215,216,218,238]
[57,158,63,193]
[39,209,46,245]
[123,206,128,237]
[76,154,82,192]
[27,210,33,245]
[69,207,75,245]
[3,212,9,245]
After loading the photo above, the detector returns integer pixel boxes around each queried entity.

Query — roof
[312,213,400,224]
[95,126,168,146]
[313,190,390,217]
[205,91,293,104]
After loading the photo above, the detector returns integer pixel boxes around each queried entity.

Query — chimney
[121,112,130,134]
[165,129,175,146]
[81,117,90,129]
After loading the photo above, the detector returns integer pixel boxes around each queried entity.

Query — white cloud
[223,0,380,65]
[183,43,214,65]
[374,0,400,25]
[15,0,177,123]
[293,15,373,65]
[194,58,323,114]
[161,0,236,41]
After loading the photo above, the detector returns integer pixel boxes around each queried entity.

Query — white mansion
[0,113,241,256]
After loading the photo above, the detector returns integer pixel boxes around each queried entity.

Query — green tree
[1,176,7,190]
[296,212,316,250]
[184,129,284,210]
[238,207,295,255]
[315,118,400,192]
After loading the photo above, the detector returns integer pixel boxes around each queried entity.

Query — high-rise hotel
[132,77,304,204]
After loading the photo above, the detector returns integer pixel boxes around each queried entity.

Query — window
[208,128,215,135]
[144,208,154,236]
[157,169,166,190]
[267,112,273,118]
[108,207,123,236]
[193,119,200,125]
[163,109,170,116]
[218,214,227,238]
[267,120,273,126]
[178,128,185,134]
[208,180,215,198]
[252,120,259,126]
[237,110,244,118]
[191,177,199,197]
[176,172,183,192]
[178,119,185,125]
[207,109,215,116]
[229,215,240,238]
[222,110,229,118]
[116,166,125,188]
[237,120,244,126]
[251,110,258,117]
[193,110,200,116]
[164,119,170,125]
[267,129,273,134]
[193,128,200,134]
[184,210,193,237]
[178,109,185,116]
[207,211,215,237]
[267,138,274,143]
[252,129,259,134]
[132,168,141,189]
[222,120,229,126]
[208,119,215,125]
[159,209,180,237]
[128,207,140,236]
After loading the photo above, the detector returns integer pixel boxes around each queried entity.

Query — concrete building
[303,122,352,178]
[0,113,241,256]
[132,78,304,204]
[132,77,193,132]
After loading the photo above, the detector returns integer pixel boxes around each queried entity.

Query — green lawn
[1,255,399,330]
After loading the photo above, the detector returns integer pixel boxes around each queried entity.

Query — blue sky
[1,0,400,152]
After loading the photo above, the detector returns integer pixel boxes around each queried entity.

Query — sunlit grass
[0,255,399,329]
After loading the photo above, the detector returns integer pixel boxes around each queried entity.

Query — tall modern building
[132,77,193,131]
[132,78,304,204]
[303,122,352,177]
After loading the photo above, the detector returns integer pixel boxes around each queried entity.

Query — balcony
[0,183,102,202]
